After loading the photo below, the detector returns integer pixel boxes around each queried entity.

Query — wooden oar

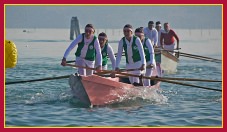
[179,52,222,62]
[66,60,75,63]
[157,79,222,92]
[66,52,126,63]
[65,63,113,74]
[154,48,181,52]
[155,48,222,63]
[157,76,221,82]
[6,75,70,85]
[180,54,221,63]
[66,64,221,82]
[114,72,222,92]
[65,63,140,73]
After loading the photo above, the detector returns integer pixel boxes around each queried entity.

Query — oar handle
[65,63,97,71]
[65,63,141,73]
[66,52,126,64]
[65,63,113,74]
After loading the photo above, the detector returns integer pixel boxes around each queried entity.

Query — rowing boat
[161,50,179,73]
[69,73,160,107]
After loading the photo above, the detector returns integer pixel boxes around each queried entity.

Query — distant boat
[23,30,26,32]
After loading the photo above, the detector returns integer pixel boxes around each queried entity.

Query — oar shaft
[159,79,222,92]
[160,76,222,82]
[66,60,75,63]
[179,52,221,62]
[180,54,221,62]
[155,48,222,63]
[115,72,222,92]
[6,75,70,85]
[180,54,221,63]
[115,72,221,82]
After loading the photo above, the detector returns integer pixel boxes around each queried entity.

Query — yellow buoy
[5,40,17,68]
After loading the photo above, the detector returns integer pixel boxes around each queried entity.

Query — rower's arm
[107,45,116,70]
[63,34,82,59]
[94,38,102,67]
[153,29,158,47]
[115,39,123,69]
[135,38,146,65]
[146,39,155,66]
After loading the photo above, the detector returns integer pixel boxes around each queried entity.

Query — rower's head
[85,24,95,38]
[155,21,162,31]
[148,21,154,30]
[135,27,144,41]
[123,24,133,38]
[164,22,170,32]
[98,32,108,48]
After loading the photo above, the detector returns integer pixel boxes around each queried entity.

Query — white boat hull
[161,51,179,73]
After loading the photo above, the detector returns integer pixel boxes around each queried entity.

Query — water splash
[24,90,72,105]
[107,87,168,108]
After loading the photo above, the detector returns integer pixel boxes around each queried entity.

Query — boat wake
[107,87,168,108]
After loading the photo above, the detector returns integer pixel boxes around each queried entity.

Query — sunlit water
[5,28,222,127]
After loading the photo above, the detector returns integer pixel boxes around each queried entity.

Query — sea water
[5,28,222,127]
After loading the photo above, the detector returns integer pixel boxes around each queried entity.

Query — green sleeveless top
[75,33,97,61]
[143,38,150,62]
[101,43,108,66]
[122,36,141,63]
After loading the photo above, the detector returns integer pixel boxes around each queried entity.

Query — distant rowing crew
[61,21,179,86]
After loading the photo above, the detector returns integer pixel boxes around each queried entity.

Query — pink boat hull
[69,73,160,106]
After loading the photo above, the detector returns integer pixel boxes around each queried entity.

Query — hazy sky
[5,5,222,29]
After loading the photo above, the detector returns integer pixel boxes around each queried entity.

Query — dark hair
[156,21,161,25]
[148,21,154,25]
[135,27,144,33]
[98,32,107,38]
[164,22,169,26]
[85,24,95,32]
[124,24,133,29]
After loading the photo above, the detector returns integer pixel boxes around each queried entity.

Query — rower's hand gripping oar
[65,63,141,75]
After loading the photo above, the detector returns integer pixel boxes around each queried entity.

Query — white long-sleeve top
[157,29,165,47]
[115,37,146,69]
[144,27,158,46]
[95,44,116,70]
[63,34,102,66]
[106,44,116,70]
[142,38,156,69]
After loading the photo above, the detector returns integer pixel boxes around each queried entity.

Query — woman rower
[61,24,102,76]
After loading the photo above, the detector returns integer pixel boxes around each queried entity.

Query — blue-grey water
[5,28,222,127]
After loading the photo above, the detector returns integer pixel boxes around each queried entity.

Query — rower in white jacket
[61,24,102,76]
[144,21,158,47]
[96,32,116,70]
[135,27,156,86]
[114,24,146,85]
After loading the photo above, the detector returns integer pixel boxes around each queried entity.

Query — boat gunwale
[161,50,179,62]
